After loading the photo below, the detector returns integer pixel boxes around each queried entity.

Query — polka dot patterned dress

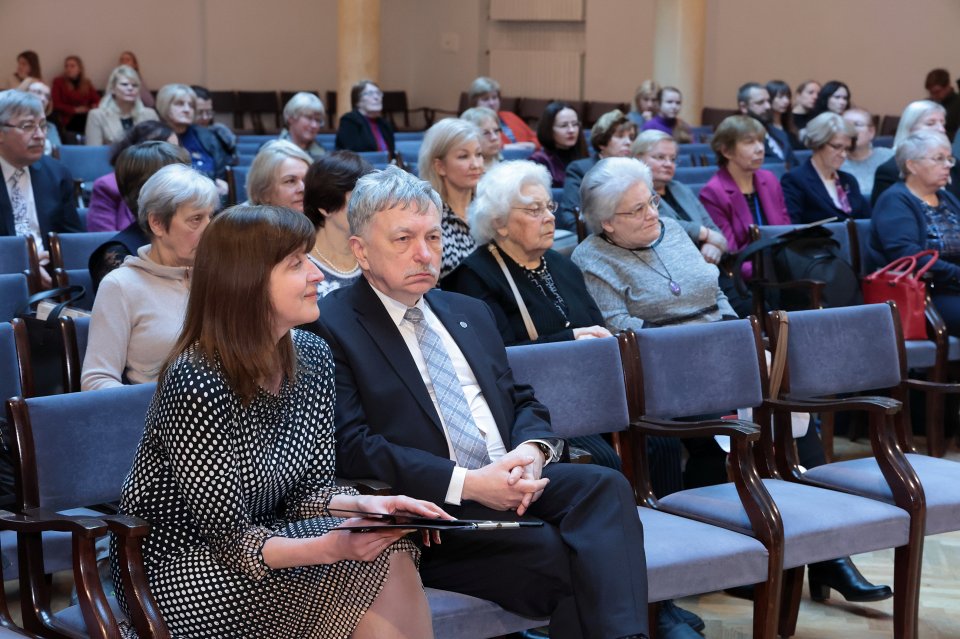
[111,330,417,638]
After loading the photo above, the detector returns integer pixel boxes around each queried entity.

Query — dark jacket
[335,110,395,154]
[0,155,82,240]
[556,156,599,233]
[182,124,229,180]
[781,158,871,223]
[763,123,797,168]
[444,245,603,345]
[867,181,960,286]
[872,155,960,206]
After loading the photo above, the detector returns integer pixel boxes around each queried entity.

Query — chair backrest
[0,274,29,323]
[677,142,715,166]
[700,107,738,129]
[502,147,534,161]
[775,304,903,398]
[60,316,90,393]
[506,337,629,438]
[49,231,115,271]
[52,268,96,311]
[764,162,787,178]
[0,323,23,404]
[847,217,872,276]
[794,149,813,165]
[0,237,29,275]
[57,146,112,184]
[632,319,765,419]
[226,166,250,206]
[358,151,390,165]
[674,166,717,185]
[7,383,156,511]
[583,101,628,128]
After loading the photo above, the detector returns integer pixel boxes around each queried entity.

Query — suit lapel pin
[459,321,468,328]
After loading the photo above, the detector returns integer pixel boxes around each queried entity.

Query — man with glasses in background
[0,90,82,286]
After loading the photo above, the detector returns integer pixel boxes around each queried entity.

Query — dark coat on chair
[556,155,599,233]
[0,156,82,242]
[334,109,395,154]
[781,159,871,223]
[310,276,649,638]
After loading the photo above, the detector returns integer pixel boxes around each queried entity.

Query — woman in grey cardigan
[571,157,735,330]
[632,130,727,265]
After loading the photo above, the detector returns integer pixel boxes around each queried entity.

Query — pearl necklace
[311,247,357,276]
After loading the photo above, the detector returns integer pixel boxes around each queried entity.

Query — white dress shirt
[370,286,559,505]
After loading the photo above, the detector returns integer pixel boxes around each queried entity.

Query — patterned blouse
[441,202,476,279]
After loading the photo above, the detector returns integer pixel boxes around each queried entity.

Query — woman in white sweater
[81,164,219,390]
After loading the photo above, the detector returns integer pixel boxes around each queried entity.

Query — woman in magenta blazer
[698,115,790,278]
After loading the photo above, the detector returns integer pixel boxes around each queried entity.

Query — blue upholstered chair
[52,267,96,311]
[60,316,90,393]
[676,142,715,166]
[0,235,41,293]
[49,231,116,271]
[5,383,168,639]
[226,165,250,206]
[0,274,29,323]
[623,319,920,639]
[674,165,717,185]
[58,146,112,187]
[768,303,960,636]
[507,336,776,638]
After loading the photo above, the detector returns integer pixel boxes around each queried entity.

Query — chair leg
[925,388,945,457]
[819,413,834,463]
[752,574,781,639]
[777,566,804,638]
[647,602,660,639]
[892,541,923,639]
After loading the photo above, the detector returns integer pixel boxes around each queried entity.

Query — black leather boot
[808,556,893,602]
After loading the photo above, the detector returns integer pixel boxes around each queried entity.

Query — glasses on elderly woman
[615,194,662,217]
[513,201,558,219]
[918,155,957,167]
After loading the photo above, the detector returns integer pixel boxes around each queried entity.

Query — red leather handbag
[861,250,938,339]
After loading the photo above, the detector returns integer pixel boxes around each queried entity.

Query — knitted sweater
[571,217,735,331]
[81,246,190,390]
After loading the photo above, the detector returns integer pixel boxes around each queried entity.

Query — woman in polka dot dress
[112,205,450,638]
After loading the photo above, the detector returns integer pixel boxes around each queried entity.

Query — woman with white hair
[84,65,159,145]
[156,83,228,192]
[445,160,609,345]
[418,117,485,278]
[279,92,326,160]
[780,111,870,223]
[871,100,950,205]
[81,164,220,390]
[869,130,960,334]
[245,139,311,212]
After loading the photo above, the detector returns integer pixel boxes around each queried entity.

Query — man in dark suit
[0,90,82,285]
[313,166,650,639]
[737,82,797,168]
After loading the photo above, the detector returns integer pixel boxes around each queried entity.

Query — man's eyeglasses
[513,201,558,219]
[1,119,47,134]
[614,194,662,217]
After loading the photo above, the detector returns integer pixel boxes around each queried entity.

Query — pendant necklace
[602,220,681,296]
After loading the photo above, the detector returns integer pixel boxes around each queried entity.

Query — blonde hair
[417,118,481,197]
[99,65,146,117]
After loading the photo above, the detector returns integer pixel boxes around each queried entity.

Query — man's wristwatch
[532,441,552,461]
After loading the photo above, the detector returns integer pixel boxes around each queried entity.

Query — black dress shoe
[808,556,893,602]
[723,584,755,600]
[657,600,703,638]
[662,600,705,632]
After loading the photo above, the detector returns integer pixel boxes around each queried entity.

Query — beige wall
[2,0,958,122]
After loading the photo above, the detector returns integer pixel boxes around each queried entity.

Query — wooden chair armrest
[766,396,901,415]
[904,378,960,394]
[631,416,760,441]
[0,508,106,537]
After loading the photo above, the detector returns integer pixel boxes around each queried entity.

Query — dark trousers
[420,463,649,639]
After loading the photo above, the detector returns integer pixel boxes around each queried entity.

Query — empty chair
[235,90,281,134]
[583,101,628,128]
[5,383,168,639]
[381,90,431,131]
[0,235,41,293]
[624,318,921,638]
[395,139,422,159]
[677,142,715,166]
[58,146,113,186]
[507,336,777,638]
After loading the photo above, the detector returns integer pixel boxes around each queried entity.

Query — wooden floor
[7,438,960,638]
[677,436,960,638]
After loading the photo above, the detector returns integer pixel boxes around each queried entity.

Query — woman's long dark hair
[766,80,796,136]
[163,205,316,404]
[536,101,588,157]
[811,81,851,119]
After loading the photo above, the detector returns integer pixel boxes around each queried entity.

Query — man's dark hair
[925,68,950,90]
[190,85,212,101]
[737,82,763,107]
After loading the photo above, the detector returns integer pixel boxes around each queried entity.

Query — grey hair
[282,92,325,124]
[631,129,674,157]
[349,165,443,238]
[155,84,196,125]
[468,160,551,244]
[246,139,312,204]
[468,77,500,104]
[417,118,482,195]
[894,100,946,149]
[460,106,498,128]
[895,130,952,178]
[802,111,857,150]
[137,163,220,237]
[99,65,146,117]
[0,90,43,124]
[580,157,653,235]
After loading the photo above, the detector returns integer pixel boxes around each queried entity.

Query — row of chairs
[0,302,956,637]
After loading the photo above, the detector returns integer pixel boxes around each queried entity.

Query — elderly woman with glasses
[280,92,326,160]
[869,131,960,334]
[781,111,870,224]
[460,106,502,170]
[335,80,394,154]
[632,130,727,264]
